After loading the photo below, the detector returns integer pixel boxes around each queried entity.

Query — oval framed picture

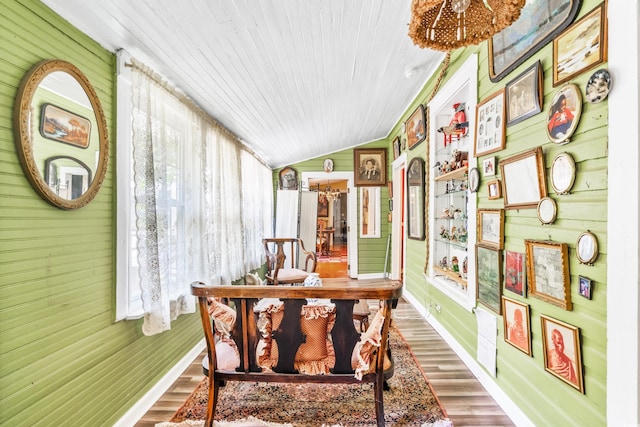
[468,167,480,193]
[585,69,611,104]
[576,231,598,265]
[546,84,582,144]
[537,197,557,225]
[551,152,576,195]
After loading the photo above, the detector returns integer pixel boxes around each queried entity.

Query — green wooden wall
[0,2,202,425]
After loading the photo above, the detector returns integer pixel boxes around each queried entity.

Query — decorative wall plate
[468,167,480,193]
[585,69,611,103]
[576,231,598,265]
[537,197,557,224]
[550,152,576,195]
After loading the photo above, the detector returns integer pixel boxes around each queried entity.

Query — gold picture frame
[541,315,584,393]
[477,208,504,249]
[406,104,426,150]
[354,148,387,187]
[487,179,501,200]
[502,297,531,356]
[499,147,547,209]
[525,240,572,310]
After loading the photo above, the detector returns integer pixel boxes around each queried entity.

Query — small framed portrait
[487,179,501,200]
[585,69,611,104]
[279,166,298,190]
[502,297,531,355]
[553,2,607,87]
[550,152,576,195]
[578,276,592,299]
[483,156,496,176]
[504,250,526,297]
[576,231,599,265]
[525,240,572,310]
[477,208,504,249]
[547,84,582,144]
[474,89,506,156]
[476,244,503,314]
[392,136,402,159]
[406,104,426,150]
[499,147,547,209]
[541,315,584,393]
[354,148,387,187]
[506,60,543,126]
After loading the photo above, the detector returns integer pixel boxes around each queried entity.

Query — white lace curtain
[131,64,272,335]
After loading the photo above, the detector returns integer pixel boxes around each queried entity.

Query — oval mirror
[14,60,109,209]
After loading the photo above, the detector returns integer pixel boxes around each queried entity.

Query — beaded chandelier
[408,0,526,51]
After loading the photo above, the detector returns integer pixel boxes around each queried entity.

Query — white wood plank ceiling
[42,0,444,168]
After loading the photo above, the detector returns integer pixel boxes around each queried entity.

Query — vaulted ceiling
[42,0,444,168]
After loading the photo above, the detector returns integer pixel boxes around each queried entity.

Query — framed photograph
[553,2,607,87]
[550,152,576,195]
[547,84,582,144]
[499,147,547,209]
[317,197,328,217]
[586,69,611,104]
[537,197,558,225]
[488,0,581,82]
[477,208,504,249]
[487,179,501,200]
[576,231,599,265]
[407,157,425,240]
[476,244,503,314]
[525,240,572,310]
[506,61,543,126]
[392,136,401,160]
[541,315,584,393]
[482,156,496,176]
[354,148,387,187]
[579,276,592,299]
[279,166,298,190]
[502,297,531,355]
[360,187,380,238]
[474,89,506,156]
[406,104,426,150]
[40,103,92,148]
[504,250,526,297]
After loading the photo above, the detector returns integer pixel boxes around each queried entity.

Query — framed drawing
[487,179,501,200]
[354,148,387,187]
[40,103,92,148]
[506,61,543,127]
[392,136,402,159]
[488,0,582,82]
[360,187,380,238]
[407,157,425,240]
[477,208,504,249]
[406,104,426,150]
[499,147,547,209]
[550,152,576,195]
[482,156,496,176]
[476,244,503,314]
[537,197,558,225]
[525,240,571,310]
[579,276,592,299]
[279,166,298,190]
[504,250,526,297]
[553,2,607,87]
[541,315,584,393]
[586,69,611,103]
[547,84,582,145]
[576,231,598,265]
[474,89,506,156]
[502,297,531,355]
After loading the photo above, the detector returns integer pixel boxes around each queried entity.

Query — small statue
[439,256,448,269]
[451,256,459,273]
[438,103,468,145]
[440,225,449,240]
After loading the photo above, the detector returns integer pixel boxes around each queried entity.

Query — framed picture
[541,315,584,393]
[499,147,547,209]
[360,187,380,238]
[579,276,592,299]
[477,208,504,249]
[407,157,425,240]
[474,89,506,157]
[392,136,401,159]
[525,240,572,310]
[406,104,426,150]
[279,166,298,190]
[476,244,503,314]
[354,148,387,187]
[537,197,558,225]
[502,297,531,355]
[487,179,501,200]
[482,156,496,176]
[553,2,607,87]
[504,250,526,297]
[547,84,582,144]
[550,152,576,195]
[585,69,611,104]
[506,61,543,126]
[576,231,599,265]
[40,103,92,148]
[488,0,581,82]
[317,197,328,217]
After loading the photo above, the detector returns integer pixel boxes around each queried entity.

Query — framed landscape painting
[476,244,503,314]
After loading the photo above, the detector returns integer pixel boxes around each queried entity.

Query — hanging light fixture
[408,0,526,51]
[317,182,341,203]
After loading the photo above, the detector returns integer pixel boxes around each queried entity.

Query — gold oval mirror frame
[13,59,109,209]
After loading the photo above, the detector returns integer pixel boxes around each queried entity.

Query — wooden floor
[134,277,515,427]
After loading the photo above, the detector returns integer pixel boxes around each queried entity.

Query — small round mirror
[14,60,109,209]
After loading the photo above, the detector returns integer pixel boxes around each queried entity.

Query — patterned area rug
[169,327,450,427]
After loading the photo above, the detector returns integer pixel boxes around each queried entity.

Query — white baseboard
[113,339,206,427]
[402,290,534,427]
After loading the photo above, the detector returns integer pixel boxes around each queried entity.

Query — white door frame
[391,153,407,282]
[301,171,358,278]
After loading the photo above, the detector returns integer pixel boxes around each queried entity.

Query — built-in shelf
[434,166,468,182]
[433,266,467,288]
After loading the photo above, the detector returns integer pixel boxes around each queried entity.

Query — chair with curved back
[263,238,317,285]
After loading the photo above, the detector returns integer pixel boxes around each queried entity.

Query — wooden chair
[263,238,317,285]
